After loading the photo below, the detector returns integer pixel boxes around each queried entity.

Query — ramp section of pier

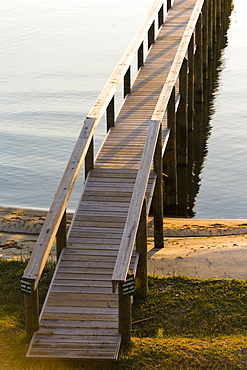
[27,170,156,359]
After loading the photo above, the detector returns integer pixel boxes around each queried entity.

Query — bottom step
[27,332,122,360]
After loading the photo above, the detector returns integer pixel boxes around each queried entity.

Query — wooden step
[27,332,121,359]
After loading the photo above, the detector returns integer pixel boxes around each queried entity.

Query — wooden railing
[21,0,174,337]
[112,121,165,288]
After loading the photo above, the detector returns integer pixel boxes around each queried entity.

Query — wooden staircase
[27,169,156,359]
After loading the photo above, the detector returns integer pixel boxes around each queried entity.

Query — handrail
[22,0,169,289]
[111,121,168,289]
[152,0,204,122]
[88,0,166,120]
[22,117,96,288]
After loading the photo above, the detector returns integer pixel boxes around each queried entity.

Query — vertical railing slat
[124,67,131,97]
[148,21,155,49]
[106,95,115,131]
[85,137,94,178]
[158,4,164,28]
[138,42,144,70]
[56,208,67,260]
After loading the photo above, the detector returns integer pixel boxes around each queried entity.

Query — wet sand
[1,206,247,280]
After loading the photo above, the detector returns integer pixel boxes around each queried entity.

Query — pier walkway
[21,0,231,360]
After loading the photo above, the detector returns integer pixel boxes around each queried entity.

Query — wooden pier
[21,0,232,360]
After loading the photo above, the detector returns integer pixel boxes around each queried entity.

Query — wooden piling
[207,0,213,62]
[153,124,164,248]
[202,1,208,88]
[136,198,148,298]
[164,86,177,214]
[24,286,39,339]
[118,283,132,346]
[177,56,188,165]
[188,33,195,131]
[176,56,188,216]
[194,12,203,104]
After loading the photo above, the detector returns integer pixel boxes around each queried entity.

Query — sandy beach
[1,206,247,280]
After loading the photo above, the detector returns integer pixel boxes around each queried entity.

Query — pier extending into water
[21,0,232,360]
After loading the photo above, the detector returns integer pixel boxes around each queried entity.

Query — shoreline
[1,206,247,280]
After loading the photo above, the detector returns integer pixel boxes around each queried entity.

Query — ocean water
[0,0,246,218]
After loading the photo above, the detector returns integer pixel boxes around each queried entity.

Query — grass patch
[1,260,247,369]
[132,276,247,339]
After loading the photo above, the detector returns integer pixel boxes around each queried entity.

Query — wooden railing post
[148,21,155,49]
[56,208,67,260]
[153,123,164,248]
[124,67,131,97]
[137,42,144,70]
[158,4,164,28]
[106,95,115,131]
[136,198,148,298]
[24,284,39,338]
[118,283,132,346]
[85,136,94,179]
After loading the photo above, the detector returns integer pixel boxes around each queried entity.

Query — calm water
[0,0,246,218]
[193,0,247,218]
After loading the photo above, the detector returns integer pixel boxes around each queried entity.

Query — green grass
[1,260,247,369]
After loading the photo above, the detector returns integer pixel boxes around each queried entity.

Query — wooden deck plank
[63,248,119,256]
[28,348,119,359]
[38,327,119,336]
[52,282,116,290]
[39,319,119,329]
[42,312,118,322]
[55,273,113,280]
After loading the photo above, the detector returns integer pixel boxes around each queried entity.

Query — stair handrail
[112,120,166,289]
[152,0,204,122]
